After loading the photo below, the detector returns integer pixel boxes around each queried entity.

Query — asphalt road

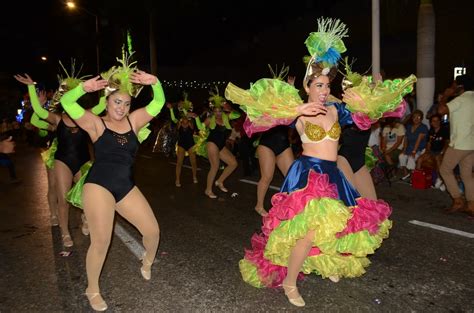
[1,143,473,312]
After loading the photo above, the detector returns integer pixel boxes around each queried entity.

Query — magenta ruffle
[351,99,408,130]
[337,198,392,237]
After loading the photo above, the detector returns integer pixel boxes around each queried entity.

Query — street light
[66,1,100,73]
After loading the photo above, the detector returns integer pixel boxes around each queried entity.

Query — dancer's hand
[14,74,35,85]
[187,112,197,118]
[287,75,296,86]
[82,76,108,93]
[342,89,366,108]
[297,102,327,116]
[130,70,158,85]
[0,137,15,154]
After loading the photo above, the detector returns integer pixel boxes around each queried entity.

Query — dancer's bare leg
[276,148,294,177]
[175,146,186,186]
[205,142,220,197]
[353,165,377,200]
[337,156,356,186]
[54,160,74,245]
[282,230,315,301]
[188,148,198,182]
[255,146,276,216]
[82,183,116,308]
[216,147,238,187]
[46,167,59,225]
[116,187,160,277]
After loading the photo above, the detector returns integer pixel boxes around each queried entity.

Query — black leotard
[338,126,371,172]
[85,117,139,202]
[177,126,195,151]
[55,119,90,175]
[259,126,290,156]
[207,124,230,150]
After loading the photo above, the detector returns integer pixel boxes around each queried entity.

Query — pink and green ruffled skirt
[239,155,392,288]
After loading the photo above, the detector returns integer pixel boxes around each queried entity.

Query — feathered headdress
[267,64,290,81]
[340,57,364,91]
[50,59,90,112]
[208,86,226,109]
[303,17,349,86]
[101,48,143,98]
[178,91,193,117]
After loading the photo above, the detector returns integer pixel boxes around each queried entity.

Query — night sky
[1,0,473,102]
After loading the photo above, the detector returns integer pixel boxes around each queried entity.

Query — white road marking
[114,223,145,260]
[169,162,202,171]
[239,179,280,191]
[409,220,474,238]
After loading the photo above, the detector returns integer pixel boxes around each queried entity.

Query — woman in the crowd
[15,68,105,246]
[60,54,165,311]
[168,93,198,186]
[196,90,240,198]
[398,109,429,181]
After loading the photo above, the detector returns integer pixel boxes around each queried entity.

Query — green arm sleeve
[30,113,50,130]
[90,95,106,116]
[170,108,178,123]
[38,129,49,137]
[59,84,86,120]
[229,111,241,120]
[27,85,49,119]
[223,113,232,129]
[195,116,205,131]
[145,81,166,117]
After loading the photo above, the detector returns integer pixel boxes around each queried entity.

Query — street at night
[1,143,473,312]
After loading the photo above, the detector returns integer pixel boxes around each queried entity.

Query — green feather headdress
[50,59,90,111]
[101,48,143,98]
[303,17,349,85]
[267,64,290,81]
[178,91,193,117]
[340,57,364,90]
[208,86,226,109]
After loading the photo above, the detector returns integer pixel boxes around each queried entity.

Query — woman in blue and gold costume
[226,17,416,307]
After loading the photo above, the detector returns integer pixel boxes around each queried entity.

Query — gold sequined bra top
[300,121,341,144]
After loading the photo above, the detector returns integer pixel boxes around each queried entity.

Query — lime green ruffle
[239,259,265,288]
[225,79,302,121]
[365,146,378,171]
[66,161,92,209]
[41,138,58,169]
[344,75,417,120]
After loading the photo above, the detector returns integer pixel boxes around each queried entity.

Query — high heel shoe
[214,181,228,193]
[204,191,217,199]
[282,284,305,307]
[193,178,198,184]
[61,234,73,248]
[85,290,108,311]
[328,275,340,283]
[81,214,90,236]
[140,252,154,280]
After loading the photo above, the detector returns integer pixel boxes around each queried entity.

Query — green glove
[30,112,50,130]
[27,85,49,119]
[145,81,166,117]
[91,95,106,116]
[60,84,86,120]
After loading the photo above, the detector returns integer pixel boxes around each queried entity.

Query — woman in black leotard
[254,126,294,216]
[15,73,104,247]
[337,125,377,199]
[60,68,165,312]
[167,100,198,187]
[196,92,240,199]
